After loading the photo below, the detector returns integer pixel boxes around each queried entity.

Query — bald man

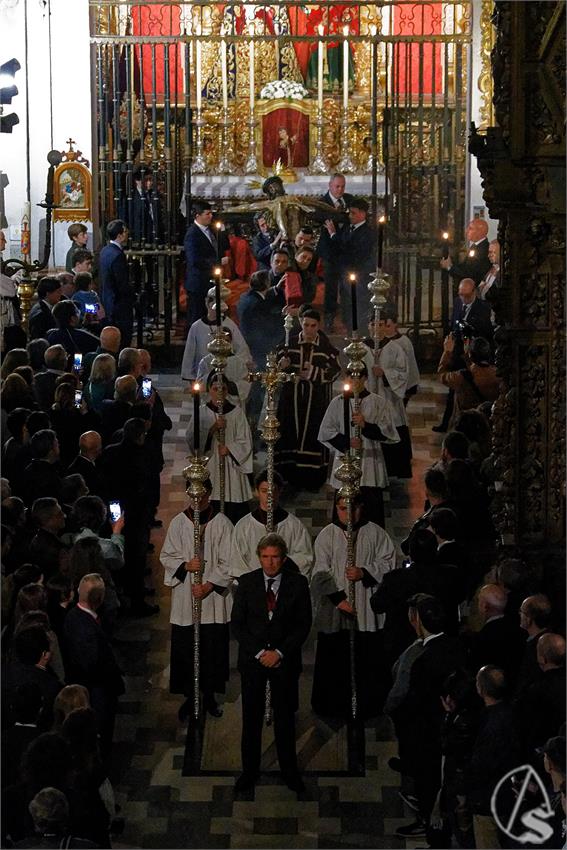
[478,239,500,299]
[81,324,122,382]
[515,633,566,761]
[467,584,525,681]
[440,217,492,286]
[67,430,104,497]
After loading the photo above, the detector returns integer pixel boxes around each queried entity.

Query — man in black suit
[231,533,312,795]
[183,201,229,328]
[440,218,492,286]
[251,212,282,271]
[514,633,566,761]
[99,375,137,444]
[33,344,68,410]
[467,584,526,682]
[324,197,375,333]
[393,593,466,839]
[21,430,62,509]
[81,325,121,383]
[66,431,104,495]
[28,277,63,340]
[2,625,63,730]
[514,593,552,696]
[63,573,125,757]
[99,219,135,347]
[318,173,353,331]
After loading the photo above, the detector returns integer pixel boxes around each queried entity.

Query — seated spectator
[26,338,50,374]
[515,593,552,696]
[28,277,62,340]
[1,682,43,789]
[2,625,63,730]
[28,498,67,579]
[66,432,104,497]
[0,347,29,380]
[83,353,116,414]
[468,666,522,850]
[46,300,99,355]
[467,584,526,682]
[99,374,137,444]
[21,431,62,508]
[33,344,68,411]
[52,684,91,731]
[515,633,566,761]
[15,786,99,849]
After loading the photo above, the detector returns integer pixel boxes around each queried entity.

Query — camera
[142,378,152,399]
[73,353,83,371]
[74,389,83,408]
[109,501,122,523]
[454,319,475,340]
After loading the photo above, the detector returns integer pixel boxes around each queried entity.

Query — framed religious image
[53,161,92,222]
[255,99,313,176]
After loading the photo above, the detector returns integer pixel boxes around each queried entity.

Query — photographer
[438,335,501,428]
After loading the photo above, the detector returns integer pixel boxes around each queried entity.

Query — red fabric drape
[392,2,443,94]
[262,108,310,169]
[131,4,184,96]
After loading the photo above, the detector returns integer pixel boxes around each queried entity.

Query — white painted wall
[0,0,92,266]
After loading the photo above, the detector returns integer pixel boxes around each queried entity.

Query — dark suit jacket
[401,633,467,733]
[514,667,566,757]
[183,223,220,295]
[451,295,493,342]
[231,568,312,677]
[332,221,376,281]
[317,192,354,263]
[99,399,133,444]
[2,662,63,730]
[63,605,124,696]
[237,289,285,367]
[129,188,162,244]
[28,528,66,578]
[66,454,105,497]
[28,300,56,340]
[467,615,526,680]
[251,231,273,270]
[46,326,100,356]
[467,702,522,813]
[33,368,66,410]
[21,459,62,508]
[99,242,135,319]
[449,238,492,286]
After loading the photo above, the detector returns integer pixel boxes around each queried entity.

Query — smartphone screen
[109,501,121,523]
[74,389,82,408]
[85,303,97,314]
[142,378,152,399]
[73,353,83,371]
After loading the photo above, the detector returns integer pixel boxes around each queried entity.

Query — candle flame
[379,215,386,224]
[317,23,324,36]
[193,382,200,392]
[214,266,222,276]
[468,249,476,258]
[343,383,350,393]
[442,231,449,240]
[215,220,222,229]
[349,272,356,282]
[343,25,349,36]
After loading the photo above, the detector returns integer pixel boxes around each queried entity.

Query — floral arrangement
[259,79,309,100]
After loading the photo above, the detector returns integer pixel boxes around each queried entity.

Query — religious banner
[260,104,310,169]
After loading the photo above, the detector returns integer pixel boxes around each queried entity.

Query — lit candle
[214,267,222,326]
[342,26,349,112]
[215,220,223,262]
[468,248,476,258]
[349,272,358,333]
[442,231,450,259]
[221,38,228,111]
[249,31,255,113]
[378,214,386,268]
[317,24,324,111]
[343,383,351,444]
[195,27,202,112]
[192,382,201,450]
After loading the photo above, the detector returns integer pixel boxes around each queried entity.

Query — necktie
[266,578,276,615]
[206,227,216,248]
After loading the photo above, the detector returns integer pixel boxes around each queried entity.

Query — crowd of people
[0,175,564,850]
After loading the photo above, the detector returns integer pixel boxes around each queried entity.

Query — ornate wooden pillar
[470,2,565,560]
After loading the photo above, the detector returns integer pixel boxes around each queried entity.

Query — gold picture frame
[53,161,92,222]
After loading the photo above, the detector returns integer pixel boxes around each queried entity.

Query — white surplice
[196,352,251,404]
[187,403,253,503]
[363,339,409,427]
[231,510,314,579]
[181,317,251,381]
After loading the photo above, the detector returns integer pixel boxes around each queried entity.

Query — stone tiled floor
[110,370,447,849]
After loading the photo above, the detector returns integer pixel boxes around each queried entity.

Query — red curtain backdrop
[131,4,184,96]
[262,108,310,168]
[392,2,443,94]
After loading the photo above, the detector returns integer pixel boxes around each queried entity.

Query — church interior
[0,0,565,848]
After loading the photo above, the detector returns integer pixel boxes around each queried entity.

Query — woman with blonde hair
[52,683,91,730]
[83,352,116,413]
